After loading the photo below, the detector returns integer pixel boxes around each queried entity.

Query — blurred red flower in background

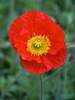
[9,11,67,74]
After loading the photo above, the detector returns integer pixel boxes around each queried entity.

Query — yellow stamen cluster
[27,35,51,56]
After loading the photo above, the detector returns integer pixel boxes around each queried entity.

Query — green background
[0,0,75,100]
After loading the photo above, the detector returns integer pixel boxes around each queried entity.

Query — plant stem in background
[40,75,43,100]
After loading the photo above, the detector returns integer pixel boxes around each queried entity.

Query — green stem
[40,75,43,100]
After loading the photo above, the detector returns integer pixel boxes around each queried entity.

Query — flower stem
[40,75,43,100]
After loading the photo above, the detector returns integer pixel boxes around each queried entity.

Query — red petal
[20,58,52,74]
[8,14,36,49]
[21,52,42,64]
[42,47,67,68]
[20,46,66,74]
[48,25,65,55]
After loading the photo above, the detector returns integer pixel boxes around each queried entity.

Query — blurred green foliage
[0,0,75,100]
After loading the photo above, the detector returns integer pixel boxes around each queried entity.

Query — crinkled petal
[20,58,52,74]
[42,47,67,69]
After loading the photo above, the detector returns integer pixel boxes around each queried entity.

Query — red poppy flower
[9,11,67,74]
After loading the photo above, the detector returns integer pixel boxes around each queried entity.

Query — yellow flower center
[27,35,51,56]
